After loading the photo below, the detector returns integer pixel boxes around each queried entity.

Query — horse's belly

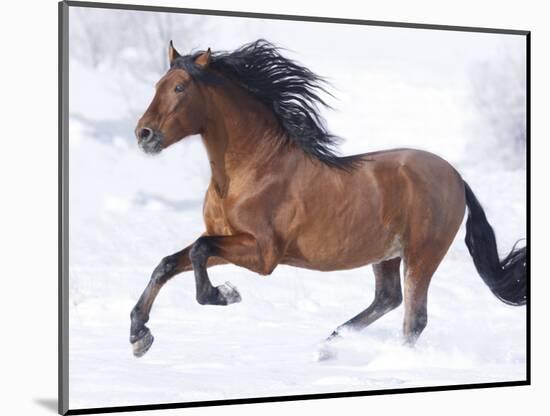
[282,225,401,271]
[282,249,397,271]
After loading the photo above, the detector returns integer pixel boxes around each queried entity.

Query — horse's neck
[200,83,291,196]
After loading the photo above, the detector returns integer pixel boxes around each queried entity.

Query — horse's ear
[168,40,180,65]
[194,48,211,68]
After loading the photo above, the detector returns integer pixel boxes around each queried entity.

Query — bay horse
[130,39,527,358]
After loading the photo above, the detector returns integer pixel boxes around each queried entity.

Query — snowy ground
[67,11,527,411]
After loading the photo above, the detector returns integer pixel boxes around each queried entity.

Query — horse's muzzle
[136,127,163,154]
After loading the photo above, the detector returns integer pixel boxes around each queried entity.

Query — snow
[67,9,526,410]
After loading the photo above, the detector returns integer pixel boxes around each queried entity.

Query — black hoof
[131,327,154,358]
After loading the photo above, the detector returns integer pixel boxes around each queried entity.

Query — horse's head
[135,42,211,154]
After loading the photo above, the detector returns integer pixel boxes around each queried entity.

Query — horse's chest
[203,187,247,235]
[203,197,232,235]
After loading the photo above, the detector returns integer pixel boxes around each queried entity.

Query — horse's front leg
[129,245,193,357]
[189,234,277,305]
[129,243,226,357]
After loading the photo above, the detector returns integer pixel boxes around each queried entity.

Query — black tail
[463,181,527,306]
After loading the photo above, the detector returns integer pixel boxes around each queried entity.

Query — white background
[0,0,547,415]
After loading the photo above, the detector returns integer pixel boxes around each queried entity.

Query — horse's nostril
[139,128,153,140]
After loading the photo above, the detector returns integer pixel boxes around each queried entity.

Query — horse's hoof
[217,281,242,305]
[131,328,154,358]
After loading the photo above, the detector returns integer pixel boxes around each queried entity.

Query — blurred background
[67,6,527,410]
[69,7,526,163]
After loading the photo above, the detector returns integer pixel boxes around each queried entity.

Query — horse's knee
[189,237,215,265]
[151,254,178,284]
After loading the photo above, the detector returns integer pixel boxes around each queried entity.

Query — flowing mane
[170,39,363,170]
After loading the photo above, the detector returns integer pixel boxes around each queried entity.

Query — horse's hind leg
[329,257,403,339]
[402,244,450,345]
[402,265,431,345]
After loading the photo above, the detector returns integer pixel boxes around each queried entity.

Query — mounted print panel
[59,1,529,414]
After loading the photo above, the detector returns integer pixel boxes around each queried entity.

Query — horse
[129,39,527,358]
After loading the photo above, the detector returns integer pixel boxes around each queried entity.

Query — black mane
[171,39,363,171]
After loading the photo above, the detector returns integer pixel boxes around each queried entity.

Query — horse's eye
[174,84,185,93]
